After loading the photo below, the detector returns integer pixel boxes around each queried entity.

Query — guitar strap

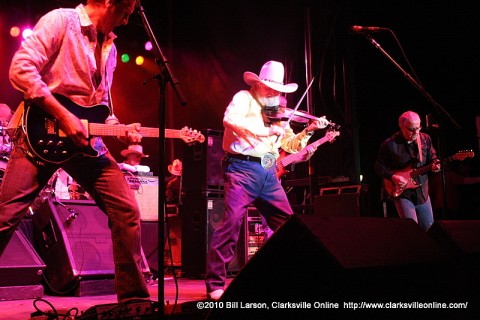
[105,62,116,117]
[6,101,24,135]
[416,135,423,164]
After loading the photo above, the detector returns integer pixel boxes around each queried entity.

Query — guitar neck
[410,155,456,179]
[88,124,181,139]
[411,164,433,178]
[279,135,330,167]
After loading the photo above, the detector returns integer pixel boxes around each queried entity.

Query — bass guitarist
[0,0,152,304]
[375,110,440,231]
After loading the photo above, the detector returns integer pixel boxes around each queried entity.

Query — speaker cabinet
[0,229,46,287]
[140,218,182,275]
[139,218,185,275]
[164,213,182,268]
[32,198,150,295]
[124,174,159,221]
[428,220,480,256]
[314,185,368,217]
[182,129,224,193]
[140,221,159,274]
[214,215,456,308]
[245,207,267,260]
[181,192,246,278]
[428,219,480,303]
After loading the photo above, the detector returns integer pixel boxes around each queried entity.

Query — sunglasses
[403,126,422,133]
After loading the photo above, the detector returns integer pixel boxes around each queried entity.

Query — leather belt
[227,153,262,163]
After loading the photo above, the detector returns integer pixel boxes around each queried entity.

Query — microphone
[65,209,78,225]
[351,25,388,33]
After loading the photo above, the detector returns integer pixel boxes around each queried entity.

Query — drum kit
[50,168,92,201]
[0,109,12,187]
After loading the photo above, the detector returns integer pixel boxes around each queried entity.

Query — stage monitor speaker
[0,229,46,287]
[32,198,150,295]
[314,185,368,217]
[427,219,480,301]
[182,129,224,193]
[124,174,159,221]
[428,220,480,257]
[213,215,455,308]
[181,192,246,278]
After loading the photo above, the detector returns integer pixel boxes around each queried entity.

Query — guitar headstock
[326,130,340,142]
[452,150,475,161]
[180,127,205,145]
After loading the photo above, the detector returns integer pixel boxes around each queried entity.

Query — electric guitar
[276,130,340,178]
[24,94,205,164]
[383,150,474,198]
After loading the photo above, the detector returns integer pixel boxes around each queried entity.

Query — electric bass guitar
[24,94,205,164]
[382,150,474,198]
[276,130,340,178]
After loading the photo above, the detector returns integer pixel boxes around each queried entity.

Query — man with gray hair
[375,110,440,231]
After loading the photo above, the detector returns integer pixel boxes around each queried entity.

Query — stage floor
[0,275,227,319]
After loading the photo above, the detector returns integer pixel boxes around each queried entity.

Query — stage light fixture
[121,53,130,63]
[135,56,145,66]
[22,28,33,39]
[10,26,21,37]
[144,41,152,51]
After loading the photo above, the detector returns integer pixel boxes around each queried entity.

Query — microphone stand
[135,0,187,309]
[360,33,461,219]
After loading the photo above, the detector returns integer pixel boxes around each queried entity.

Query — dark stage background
[1,0,478,216]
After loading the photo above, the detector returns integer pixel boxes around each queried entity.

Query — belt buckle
[261,152,276,169]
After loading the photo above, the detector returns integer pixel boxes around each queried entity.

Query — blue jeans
[394,196,434,231]
[0,132,149,302]
[205,157,293,293]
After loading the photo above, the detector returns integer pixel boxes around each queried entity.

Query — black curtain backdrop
[1,0,478,216]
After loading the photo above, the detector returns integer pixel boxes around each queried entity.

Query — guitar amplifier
[314,185,369,217]
[124,174,159,221]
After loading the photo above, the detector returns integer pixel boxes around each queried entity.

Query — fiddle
[262,77,338,130]
[263,107,321,124]
[263,106,337,130]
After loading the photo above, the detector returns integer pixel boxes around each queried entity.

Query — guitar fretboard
[279,133,336,167]
[88,124,182,139]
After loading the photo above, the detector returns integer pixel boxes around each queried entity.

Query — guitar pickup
[81,119,89,137]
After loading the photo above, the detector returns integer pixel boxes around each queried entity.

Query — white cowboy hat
[120,144,149,158]
[243,60,298,93]
[168,159,183,176]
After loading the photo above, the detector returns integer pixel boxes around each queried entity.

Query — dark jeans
[394,196,434,231]
[205,157,293,293]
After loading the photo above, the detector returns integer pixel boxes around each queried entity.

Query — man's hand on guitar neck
[431,159,441,173]
[105,116,142,144]
[298,144,317,163]
[124,123,142,144]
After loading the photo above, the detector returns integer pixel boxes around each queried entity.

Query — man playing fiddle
[205,60,329,300]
